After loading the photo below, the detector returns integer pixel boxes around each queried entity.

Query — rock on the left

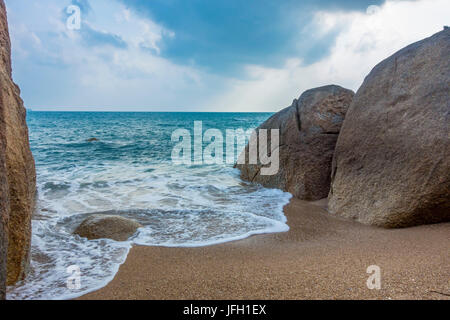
[0,0,36,298]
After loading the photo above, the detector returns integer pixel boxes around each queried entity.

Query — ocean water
[7,112,292,300]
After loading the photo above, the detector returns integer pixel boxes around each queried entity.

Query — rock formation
[0,0,36,296]
[74,215,142,241]
[0,111,8,300]
[329,28,450,227]
[236,85,354,200]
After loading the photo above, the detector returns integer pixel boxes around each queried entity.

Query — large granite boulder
[0,0,36,290]
[74,215,142,241]
[236,85,354,200]
[329,28,450,228]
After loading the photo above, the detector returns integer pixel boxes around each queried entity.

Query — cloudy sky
[5,0,450,111]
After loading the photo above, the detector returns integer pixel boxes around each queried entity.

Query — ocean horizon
[28,110,277,113]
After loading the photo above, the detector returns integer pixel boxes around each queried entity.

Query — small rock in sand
[74,215,142,241]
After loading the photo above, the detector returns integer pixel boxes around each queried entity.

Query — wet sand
[79,199,450,300]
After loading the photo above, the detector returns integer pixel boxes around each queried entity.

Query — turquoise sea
[7,112,291,300]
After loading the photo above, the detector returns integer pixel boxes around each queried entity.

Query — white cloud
[213,0,450,112]
[7,0,450,111]
[8,0,223,110]
[62,1,217,109]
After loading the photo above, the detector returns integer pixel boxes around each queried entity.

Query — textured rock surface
[0,105,8,300]
[0,0,9,299]
[329,29,450,228]
[74,215,142,241]
[0,0,36,288]
[236,85,354,200]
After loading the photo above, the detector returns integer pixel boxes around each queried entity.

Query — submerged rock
[236,85,354,200]
[329,29,450,228]
[0,0,36,292]
[86,137,99,142]
[74,215,142,241]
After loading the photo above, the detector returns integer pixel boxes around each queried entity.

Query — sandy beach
[79,199,450,300]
